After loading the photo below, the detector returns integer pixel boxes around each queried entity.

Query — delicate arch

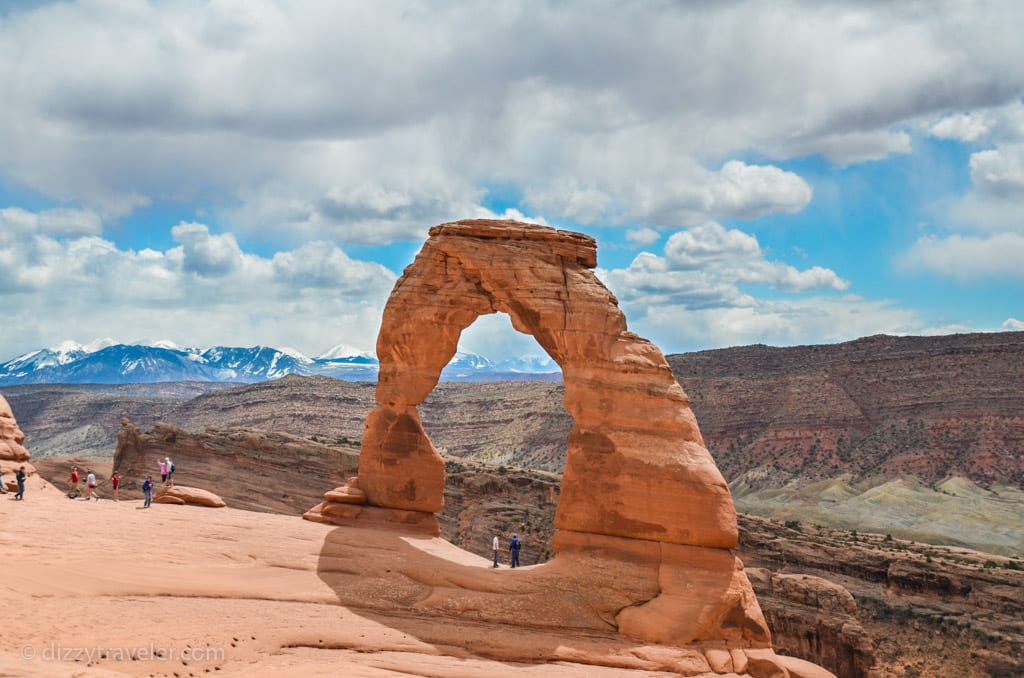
[353,219,737,549]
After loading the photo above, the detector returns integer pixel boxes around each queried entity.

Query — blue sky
[1,1,1022,363]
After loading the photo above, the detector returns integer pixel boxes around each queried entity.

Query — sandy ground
[1,474,774,678]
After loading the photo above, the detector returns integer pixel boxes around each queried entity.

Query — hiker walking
[14,466,26,500]
[111,472,121,501]
[86,471,98,500]
[492,534,500,568]
[509,533,522,568]
[142,476,154,508]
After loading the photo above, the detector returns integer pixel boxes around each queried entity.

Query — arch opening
[420,312,570,565]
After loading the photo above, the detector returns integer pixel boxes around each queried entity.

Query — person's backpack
[511,537,521,551]
[170,462,176,473]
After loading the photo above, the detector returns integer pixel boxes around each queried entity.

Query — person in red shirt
[68,466,80,498]
[111,472,121,501]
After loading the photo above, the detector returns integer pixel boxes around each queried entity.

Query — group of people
[2,456,176,504]
[0,465,27,499]
[66,465,106,501]
[491,532,524,568]
[62,456,175,507]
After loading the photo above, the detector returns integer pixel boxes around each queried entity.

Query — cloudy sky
[1,0,1023,363]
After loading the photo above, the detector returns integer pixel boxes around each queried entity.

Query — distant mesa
[305,219,830,675]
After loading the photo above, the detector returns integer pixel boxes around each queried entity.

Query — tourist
[509,533,522,568]
[492,534,500,568]
[111,472,121,501]
[158,458,167,485]
[165,457,175,486]
[86,471,98,500]
[68,466,80,497]
[0,466,6,494]
[142,475,154,508]
[14,465,26,500]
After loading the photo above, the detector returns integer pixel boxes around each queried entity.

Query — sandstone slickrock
[305,219,831,675]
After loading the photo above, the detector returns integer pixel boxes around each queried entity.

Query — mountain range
[0,340,559,385]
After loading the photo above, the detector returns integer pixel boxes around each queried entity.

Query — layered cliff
[668,332,1024,487]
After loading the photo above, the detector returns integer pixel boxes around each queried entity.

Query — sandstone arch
[308,219,737,548]
[304,220,826,662]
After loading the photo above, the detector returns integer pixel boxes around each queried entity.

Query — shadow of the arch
[313,521,770,669]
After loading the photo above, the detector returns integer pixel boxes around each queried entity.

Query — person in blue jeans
[492,534,500,568]
[14,465,26,499]
[509,533,522,568]
[142,476,154,508]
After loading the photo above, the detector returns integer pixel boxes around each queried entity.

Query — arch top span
[309,218,738,549]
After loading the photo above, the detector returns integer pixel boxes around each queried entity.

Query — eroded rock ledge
[0,393,36,492]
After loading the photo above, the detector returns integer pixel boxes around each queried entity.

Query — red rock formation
[306,220,828,675]
[0,393,35,491]
[112,418,360,515]
[745,569,875,678]
[309,220,735,544]
[154,485,226,507]
[0,393,30,462]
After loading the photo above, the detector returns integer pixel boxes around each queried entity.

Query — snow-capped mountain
[200,346,314,381]
[0,341,560,385]
[317,343,377,362]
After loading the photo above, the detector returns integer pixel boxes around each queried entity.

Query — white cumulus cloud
[930,112,996,143]
[0,211,397,359]
[625,227,661,247]
[969,145,1024,199]
[901,232,1024,281]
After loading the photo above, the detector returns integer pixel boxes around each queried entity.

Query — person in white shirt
[492,534,500,568]
[86,471,98,500]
